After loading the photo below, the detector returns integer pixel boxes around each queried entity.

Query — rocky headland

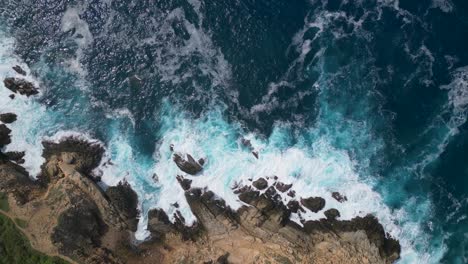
[0,71,400,263]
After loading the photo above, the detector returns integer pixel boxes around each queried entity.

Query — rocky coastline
[0,71,400,263]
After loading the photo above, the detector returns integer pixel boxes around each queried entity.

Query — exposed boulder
[252,177,268,190]
[324,208,340,220]
[0,124,12,148]
[3,77,39,96]
[106,181,139,231]
[301,197,326,213]
[0,113,17,124]
[12,65,26,75]
[275,181,292,192]
[173,153,203,175]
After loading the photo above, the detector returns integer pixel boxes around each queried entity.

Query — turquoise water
[1,1,468,262]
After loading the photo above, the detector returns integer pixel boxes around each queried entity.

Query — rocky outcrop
[3,77,39,96]
[41,137,104,178]
[0,114,401,264]
[0,160,40,205]
[105,181,139,231]
[0,113,17,124]
[173,153,203,175]
[146,179,401,264]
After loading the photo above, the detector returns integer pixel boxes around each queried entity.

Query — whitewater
[1,0,468,263]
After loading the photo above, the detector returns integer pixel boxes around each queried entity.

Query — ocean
[1,0,467,263]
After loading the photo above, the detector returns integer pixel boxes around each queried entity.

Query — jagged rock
[4,151,25,164]
[147,208,174,239]
[12,65,26,75]
[106,181,139,231]
[332,191,347,203]
[173,153,203,175]
[9,94,15,99]
[241,138,252,149]
[41,137,104,176]
[176,175,192,190]
[275,181,292,192]
[0,124,12,148]
[252,151,259,159]
[324,208,340,220]
[0,113,17,124]
[303,215,401,263]
[0,160,38,204]
[301,197,326,213]
[3,77,39,96]
[287,190,296,198]
[252,177,268,190]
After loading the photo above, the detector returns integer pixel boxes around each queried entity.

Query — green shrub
[0,193,9,212]
[0,213,68,264]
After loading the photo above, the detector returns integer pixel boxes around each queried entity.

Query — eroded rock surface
[3,77,39,96]
[0,129,401,264]
[173,153,203,175]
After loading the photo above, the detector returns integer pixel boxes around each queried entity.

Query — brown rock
[176,175,192,191]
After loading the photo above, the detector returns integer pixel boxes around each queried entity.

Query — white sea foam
[60,5,94,76]
[0,31,47,177]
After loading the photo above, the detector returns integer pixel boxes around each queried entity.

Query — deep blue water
[1,0,468,263]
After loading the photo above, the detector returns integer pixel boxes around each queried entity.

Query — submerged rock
[3,77,39,96]
[173,153,203,175]
[332,191,348,203]
[301,197,326,213]
[252,177,268,190]
[12,65,27,75]
[0,113,17,124]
